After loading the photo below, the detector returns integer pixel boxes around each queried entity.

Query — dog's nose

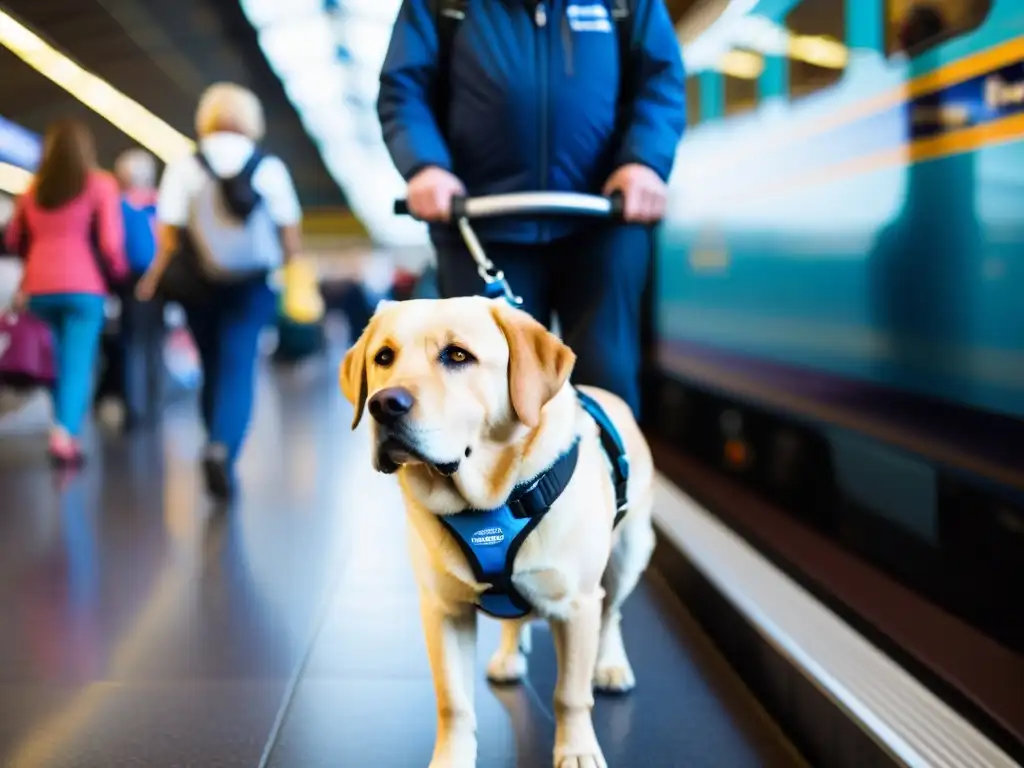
[368,386,415,425]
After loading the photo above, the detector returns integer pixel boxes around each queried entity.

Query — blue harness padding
[575,389,631,524]
[438,390,631,619]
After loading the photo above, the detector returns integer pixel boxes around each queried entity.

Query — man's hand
[407,167,466,222]
[603,163,668,223]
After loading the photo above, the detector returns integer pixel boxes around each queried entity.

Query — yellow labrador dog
[340,296,655,768]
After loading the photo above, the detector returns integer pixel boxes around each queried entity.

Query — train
[653,0,1023,654]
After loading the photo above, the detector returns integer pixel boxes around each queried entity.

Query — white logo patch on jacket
[567,3,612,33]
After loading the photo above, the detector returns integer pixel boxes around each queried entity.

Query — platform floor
[0,348,801,767]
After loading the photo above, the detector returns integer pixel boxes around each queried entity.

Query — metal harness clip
[458,216,524,307]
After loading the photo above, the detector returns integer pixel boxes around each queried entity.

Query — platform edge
[651,473,1019,768]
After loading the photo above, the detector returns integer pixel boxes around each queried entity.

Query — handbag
[155,236,217,306]
[0,310,56,390]
[155,233,268,308]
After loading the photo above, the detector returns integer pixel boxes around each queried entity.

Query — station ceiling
[0,0,703,213]
[0,0,347,207]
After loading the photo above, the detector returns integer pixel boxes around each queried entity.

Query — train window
[785,0,848,100]
[885,0,992,57]
[722,50,762,117]
[686,74,702,126]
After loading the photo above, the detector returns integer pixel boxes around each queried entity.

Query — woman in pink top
[5,119,127,464]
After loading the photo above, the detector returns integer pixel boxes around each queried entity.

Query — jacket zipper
[536,1,550,238]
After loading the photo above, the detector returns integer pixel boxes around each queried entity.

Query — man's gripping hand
[407,167,467,222]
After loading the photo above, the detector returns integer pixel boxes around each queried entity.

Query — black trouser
[123,294,166,428]
[435,222,652,416]
[95,277,165,429]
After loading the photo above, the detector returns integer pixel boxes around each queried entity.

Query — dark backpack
[431,0,649,138]
[188,149,282,276]
[195,149,265,221]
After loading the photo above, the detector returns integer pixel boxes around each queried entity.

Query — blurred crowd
[0,83,335,502]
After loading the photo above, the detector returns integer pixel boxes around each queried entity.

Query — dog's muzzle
[367,387,461,476]
[374,434,460,477]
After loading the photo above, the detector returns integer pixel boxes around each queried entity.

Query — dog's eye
[374,346,395,367]
[439,344,475,368]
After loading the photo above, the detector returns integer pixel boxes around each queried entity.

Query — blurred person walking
[96,148,163,429]
[135,83,303,502]
[4,119,128,464]
[115,148,159,281]
[378,0,686,416]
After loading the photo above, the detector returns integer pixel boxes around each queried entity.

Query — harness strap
[194,149,267,220]
[194,149,266,184]
[438,438,581,619]
[576,389,631,525]
[438,390,633,618]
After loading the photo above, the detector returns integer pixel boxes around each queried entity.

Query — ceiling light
[0,10,194,163]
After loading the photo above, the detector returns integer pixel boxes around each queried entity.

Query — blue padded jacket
[378,0,686,243]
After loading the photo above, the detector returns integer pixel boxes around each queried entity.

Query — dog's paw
[486,648,527,684]
[429,759,475,768]
[593,661,635,694]
[429,739,476,768]
[555,749,608,768]
[429,719,476,768]
[429,758,475,768]
[554,710,604,768]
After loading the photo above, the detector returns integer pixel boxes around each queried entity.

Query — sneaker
[202,443,234,502]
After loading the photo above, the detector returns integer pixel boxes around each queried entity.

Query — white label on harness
[0,333,9,360]
[471,527,505,546]
[567,4,612,32]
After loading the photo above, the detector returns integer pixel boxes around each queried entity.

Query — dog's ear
[339,316,378,430]
[491,302,576,428]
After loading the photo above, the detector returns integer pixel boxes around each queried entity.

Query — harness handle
[393,191,625,221]
[393,191,625,309]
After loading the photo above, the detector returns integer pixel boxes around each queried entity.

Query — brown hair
[33,119,97,210]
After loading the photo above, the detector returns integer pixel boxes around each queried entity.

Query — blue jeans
[435,223,652,415]
[183,280,274,471]
[28,293,107,437]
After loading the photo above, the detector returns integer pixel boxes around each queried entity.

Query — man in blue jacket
[378,0,685,415]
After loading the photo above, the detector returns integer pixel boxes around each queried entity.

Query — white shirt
[157,132,302,228]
